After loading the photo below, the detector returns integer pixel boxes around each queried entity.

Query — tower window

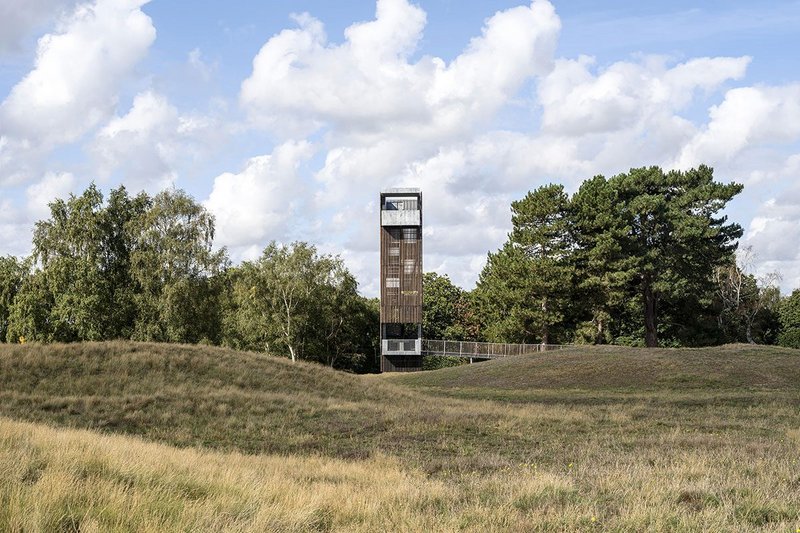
[384,197,418,211]
[402,228,418,242]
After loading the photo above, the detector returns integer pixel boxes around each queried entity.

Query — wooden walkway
[421,339,568,360]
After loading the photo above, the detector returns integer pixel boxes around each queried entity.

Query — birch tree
[225,241,365,363]
[715,246,781,344]
[0,256,25,342]
[129,188,227,343]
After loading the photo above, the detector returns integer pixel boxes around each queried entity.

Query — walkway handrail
[421,339,569,359]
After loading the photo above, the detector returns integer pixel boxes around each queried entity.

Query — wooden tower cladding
[379,226,422,323]
[379,189,423,372]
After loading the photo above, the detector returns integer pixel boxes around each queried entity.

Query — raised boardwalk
[422,339,568,360]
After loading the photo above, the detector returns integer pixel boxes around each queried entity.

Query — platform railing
[421,339,568,359]
[382,338,421,355]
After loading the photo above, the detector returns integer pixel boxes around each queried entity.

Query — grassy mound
[0,341,416,459]
[0,340,384,401]
[391,344,800,392]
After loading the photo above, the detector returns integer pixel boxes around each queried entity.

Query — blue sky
[1,0,800,296]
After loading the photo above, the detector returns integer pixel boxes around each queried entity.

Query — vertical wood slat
[379,225,422,324]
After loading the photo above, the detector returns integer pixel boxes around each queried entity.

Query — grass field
[1,341,799,531]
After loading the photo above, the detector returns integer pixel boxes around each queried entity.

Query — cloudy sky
[1,0,799,296]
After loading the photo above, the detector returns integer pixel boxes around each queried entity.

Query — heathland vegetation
[1,341,799,530]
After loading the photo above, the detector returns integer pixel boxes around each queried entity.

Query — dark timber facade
[379,188,423,372]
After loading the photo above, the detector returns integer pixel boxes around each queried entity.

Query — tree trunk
[745,320,755,344]
[596,316,604,344]
[643,280,658,348]
[288,344,296,362]
[541,297,550,345]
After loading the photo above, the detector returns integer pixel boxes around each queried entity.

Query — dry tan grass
[2,416,799,532]
[1,341,799,530]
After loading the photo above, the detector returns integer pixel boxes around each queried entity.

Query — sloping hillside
[2,341,606,471]
[1,341,799,530]
[393,344,800,392]
[0,341,415,458]
[0,341,385,400]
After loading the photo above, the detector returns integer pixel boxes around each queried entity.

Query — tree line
[0,185,379,372]
[1,166,799,375]
[424,166,800,350]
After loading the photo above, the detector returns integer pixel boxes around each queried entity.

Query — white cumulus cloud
[0,0,76,55]
[675,84,800,169]
[204,140,316,255]
[91,89,227,191]
[538,55,749,136]
[1,0,155,145]
[240,0,560,141]
[0,0,155,185]
[92,91,180,190]
[25,171,78,219]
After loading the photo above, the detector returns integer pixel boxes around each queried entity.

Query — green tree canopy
[422,272,480,341]
[8,185,149,342]
[570,175,631,344]
[478,166,743,347]
[6,185,226,345]
[476,184,575,344]
[223,241,377,367]
[0,183,382,372]
[573,166,743,347]
[129,188,227,343]
[0,256,25,342]
[778,290,800,349]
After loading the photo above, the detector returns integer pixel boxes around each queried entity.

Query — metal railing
[382,338,421,355]
[421,339,568,359]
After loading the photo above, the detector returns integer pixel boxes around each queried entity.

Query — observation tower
[379,188,423,372]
